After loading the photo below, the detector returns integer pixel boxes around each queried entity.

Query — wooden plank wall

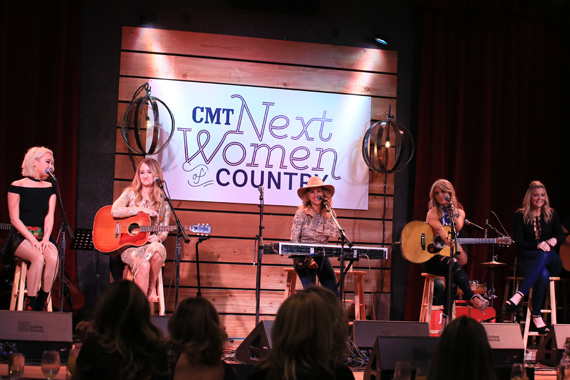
[116,26,397,339]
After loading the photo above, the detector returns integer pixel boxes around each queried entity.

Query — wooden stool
[10,259,53,311]
[336,270,367,320]
[522,277,559,350]
[419,273,446,335]
[123,267,166,316]
[283,268,298,300]
[282,268,367,320]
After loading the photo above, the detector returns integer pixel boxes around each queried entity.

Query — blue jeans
[293,255,338,296]
[518,249,562,315]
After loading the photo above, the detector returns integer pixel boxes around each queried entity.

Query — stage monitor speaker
[363,335,437,380]
[0,310,73,362]
[481,323,525,368]
[352,320,429,349]
[536,324,570,367]
[151,315,170,338]
[235,320,274,364]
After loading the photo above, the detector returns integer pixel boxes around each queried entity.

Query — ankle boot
[35,290,49,311]
[25,296,37,311]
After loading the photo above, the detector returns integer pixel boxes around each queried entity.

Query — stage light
[375,37,388,46]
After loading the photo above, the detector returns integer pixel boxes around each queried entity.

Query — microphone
[45,168,57,181]
[317,195,329,203]
[444,195,451,203]
[465,219,485,234]
[153,177,165,187]
[485,212,489,238]
[258,186,264,197]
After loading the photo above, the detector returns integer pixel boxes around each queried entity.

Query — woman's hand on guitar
[140,207,158,218]
[148,234,161,243]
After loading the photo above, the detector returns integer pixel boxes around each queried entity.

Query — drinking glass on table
[66,344,81,380]
[8,352,25,380]
[393,361,412,380]
[510,363,527,380]
[41,350,60,380]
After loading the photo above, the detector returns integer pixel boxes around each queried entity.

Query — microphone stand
[255,188,264,325]
[159,181,190,309]
[195,236,209,297]
[49,173,74,312]
[321,198,353,299]
[445,203,458,325]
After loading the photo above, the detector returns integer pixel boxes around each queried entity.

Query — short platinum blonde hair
[21,146,54,177]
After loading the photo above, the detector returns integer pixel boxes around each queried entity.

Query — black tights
[423,255,474,315]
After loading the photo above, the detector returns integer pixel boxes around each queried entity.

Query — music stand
[70,229,94,251]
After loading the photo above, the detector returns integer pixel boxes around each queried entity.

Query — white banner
[149,79,370,209]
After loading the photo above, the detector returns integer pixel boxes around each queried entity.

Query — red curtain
[0,1,82,281]
[405,1,570,320]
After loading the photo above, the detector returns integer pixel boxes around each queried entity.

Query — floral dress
[111,188,171,279]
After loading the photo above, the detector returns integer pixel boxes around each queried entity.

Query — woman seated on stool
[423,179,488,331]
[7,146,59,311]
[111,158,171,302]
[505,180,564,334]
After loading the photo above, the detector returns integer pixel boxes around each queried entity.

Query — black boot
[25,296,37,311]
[35,290,49,311]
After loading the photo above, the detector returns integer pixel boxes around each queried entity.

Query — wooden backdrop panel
[114,27,397,339]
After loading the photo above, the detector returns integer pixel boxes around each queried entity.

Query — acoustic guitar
[92,205,211,254]
[401,220,512,264]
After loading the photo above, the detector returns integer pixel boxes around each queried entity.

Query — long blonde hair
[298,186,334,217]
[131,158,166,207]
[428,179,463,220]
[517,180,553,223]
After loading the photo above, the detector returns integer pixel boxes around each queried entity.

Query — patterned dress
[111,188,171,279]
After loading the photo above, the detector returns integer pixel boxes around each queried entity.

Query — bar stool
[522,277,559,350]
[419,273,447,335]
[282,268,367,320]
[10,259,53,311]
[123,267,166,316]
[336,269,367,320]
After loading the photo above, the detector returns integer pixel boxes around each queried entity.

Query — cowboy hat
[297,176,335,198]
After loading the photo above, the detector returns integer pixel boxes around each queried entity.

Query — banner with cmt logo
[149,79,370,210]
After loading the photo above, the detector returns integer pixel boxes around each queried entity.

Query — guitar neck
[0,223,12,231]
[457,238,498,245]
[140,225,197,233]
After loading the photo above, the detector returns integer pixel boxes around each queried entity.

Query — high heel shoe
[532,315,550,334]
[504,299,520,313]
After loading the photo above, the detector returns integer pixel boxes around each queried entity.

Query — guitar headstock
[496,236,512,247]
[191,223,212,235]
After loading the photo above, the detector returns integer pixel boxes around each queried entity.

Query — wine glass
[393,361,412,380]
[510,363,527,380]
[66,344,81,380]
[8,352,25,379]
[41,350,60,380]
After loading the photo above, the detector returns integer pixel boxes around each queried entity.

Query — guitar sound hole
[128,223,140,236]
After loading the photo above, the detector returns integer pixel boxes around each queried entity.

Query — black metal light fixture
[362,106,415,173]
[120,82,175,155]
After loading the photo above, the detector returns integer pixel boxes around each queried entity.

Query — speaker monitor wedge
[536,324,570,367]
[0,310,73,361]
[363,335,438,380]
[481,323,525,368]
[352,321,430,349]
[235,320,274,364]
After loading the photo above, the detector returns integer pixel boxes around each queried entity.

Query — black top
[8,185,55,227]
[513,210,566,252]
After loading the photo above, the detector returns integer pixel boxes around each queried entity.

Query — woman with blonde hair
[424,179,488,331]
[111,158,171,302]
[73,280,169,380]
[505,181,564,333]
[290,176,339,294]
[167,297,237,380]
[6,146,58,311]
[248,288,354,380]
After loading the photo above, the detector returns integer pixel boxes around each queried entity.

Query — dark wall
[76,0,421,319]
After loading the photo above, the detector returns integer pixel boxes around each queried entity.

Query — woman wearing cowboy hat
[290,176,339,295]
